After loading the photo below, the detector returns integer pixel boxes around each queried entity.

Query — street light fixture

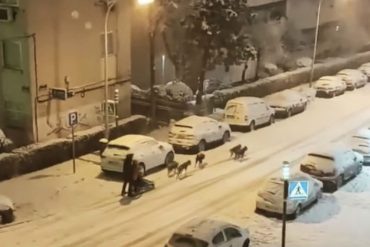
[138,0,156,126]
[281,161,290,247]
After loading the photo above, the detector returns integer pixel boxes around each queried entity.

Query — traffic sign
[288,181,309,201]
[67,110,79,127]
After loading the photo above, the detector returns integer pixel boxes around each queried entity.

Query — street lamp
[138,0,156,127]
[100,0,116,140]
[309,0,324,87]
[281,161,290,247]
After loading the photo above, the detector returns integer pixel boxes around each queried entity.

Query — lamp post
[281,161,290,247]
[309,0,324,87]
[103,0,116,140]
[138,0,156,127]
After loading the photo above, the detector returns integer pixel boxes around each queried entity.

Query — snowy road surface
[2,86,370,246]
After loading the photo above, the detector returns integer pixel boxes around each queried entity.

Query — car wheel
[222,131,231,143]
[249,121,255,131]
[138,162,146,176]
[293,204,302,219]
[164,151,174,166]
[0,208,14,224]
[242,239,250,247]
[357,164,362,175]
[335,175,344,190]
[331,91,336,98]
[315,190,323,201]
[269,115,275,125]
[198,140,206,152]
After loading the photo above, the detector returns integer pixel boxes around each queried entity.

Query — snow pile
[296,57,313,68]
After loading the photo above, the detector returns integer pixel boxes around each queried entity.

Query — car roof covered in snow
[353,128,370,139]
[307,144,351,159]
[265,89,303,106]
[227,97,264,105]
[108,134,155,147]
[317,76,341,82]
[337,69,361,75]
[175,218,234,242]
[175,115,215,127]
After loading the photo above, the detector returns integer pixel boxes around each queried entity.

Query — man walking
[121,153,134,196]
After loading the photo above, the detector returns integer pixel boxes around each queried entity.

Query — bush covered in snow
[0,129,14,153]
[165,80,194,102]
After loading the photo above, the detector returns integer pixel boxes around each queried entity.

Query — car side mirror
[218,125,222,129]
[159,145,164,149]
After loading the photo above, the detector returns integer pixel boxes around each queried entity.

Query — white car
[256,173,323,219]
[224,97,275,131]
[101,135,174,174]
[300,145,363,192]
[336,69,367,90]
[169,115,231,152]
[314,76,346,98]
[0,195,14,224]
[358,64,370,81]
[265,89,308,118]
[165,218,250,247]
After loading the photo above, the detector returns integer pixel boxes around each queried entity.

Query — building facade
[0,0,132,144]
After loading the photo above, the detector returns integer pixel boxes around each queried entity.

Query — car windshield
[107,144,130,150]
[353,135,370,140]
[174,124,193,129]
[169,234,209,247]
[301,154,335,176]
[263,180,283,195]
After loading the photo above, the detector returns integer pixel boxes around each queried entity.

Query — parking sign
[67,111,79,127]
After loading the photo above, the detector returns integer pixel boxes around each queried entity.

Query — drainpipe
[31,33,40,143]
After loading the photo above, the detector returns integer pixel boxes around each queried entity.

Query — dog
[176,160,192,179]
[235,146,248,160]
[229,144,242,158]
[195,153,205,168]
[167,161,179,178]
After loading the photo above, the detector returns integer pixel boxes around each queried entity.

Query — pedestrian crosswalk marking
[288,181,309,201]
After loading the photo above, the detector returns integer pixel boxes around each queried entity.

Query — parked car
[100,135,174,174]
[314,76,346,98]
[165,218,250,247]
[224,97,275,131]
[0,195,14,224]
[358,64,370,81]
[265,89,308,118]
[169,115,231,152]
[256,173,323,219]
[336,69,367,90]
[300,146,363,192]
[349,129,370,165]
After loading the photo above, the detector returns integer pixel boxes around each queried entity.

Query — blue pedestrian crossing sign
[288,181,309,201]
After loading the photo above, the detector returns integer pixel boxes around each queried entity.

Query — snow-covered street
[2,86,370,246]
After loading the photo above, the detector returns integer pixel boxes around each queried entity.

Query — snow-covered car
[169,115,231,152]
[358,64,370,81]
[300,146,363,192]
[336,69,367,90]
[101,135,174,174]
[349,129,370,165]
[265,89,308,118]
[256,173,323,219]
[314,76,346,98]
[0,195,14,224]
[224,97,275,131]
[165,218,250,247]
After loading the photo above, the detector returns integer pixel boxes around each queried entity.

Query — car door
[206,120,220,143]
[139,140,162,170]
[223,227,244,247]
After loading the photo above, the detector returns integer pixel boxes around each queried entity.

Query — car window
[107,144,129,150]
[212,231,225,245]
[224,227,242,240]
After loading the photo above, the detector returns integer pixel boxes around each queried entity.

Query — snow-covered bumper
[168,138,199,150]
[101,158,123,173]
[0,195,15,224]
[315,89,336,97]
[256,197,296,215]
[270,106,289,118]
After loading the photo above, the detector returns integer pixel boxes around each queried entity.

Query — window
[224,227,242,241]
[212,232,225,245]
[100,31,114,57]
[0,0,19,6]
[2,40,22,70]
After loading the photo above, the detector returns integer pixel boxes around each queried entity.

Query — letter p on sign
[68,111,79,127]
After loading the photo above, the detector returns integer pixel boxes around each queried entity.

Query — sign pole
[282,179,288,247]
[72,125,76,174]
